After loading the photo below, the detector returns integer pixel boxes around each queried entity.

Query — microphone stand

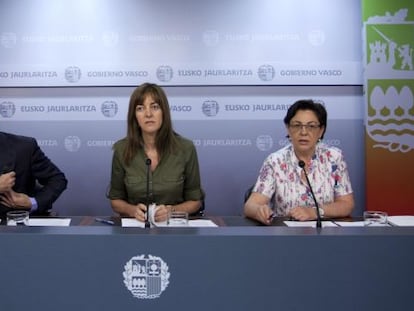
[144,158,152,228]
[299,160,322,229]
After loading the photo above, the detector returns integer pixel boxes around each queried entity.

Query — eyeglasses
[289,123,321,132]
[136,103,161,113]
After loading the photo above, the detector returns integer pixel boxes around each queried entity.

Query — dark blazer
[0,132,68,217]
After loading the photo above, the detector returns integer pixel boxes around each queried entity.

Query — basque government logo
[202,100,219,117]
[368,86,413,152]
[0,32,17,48]
[0,101,16,118]
[64,136,81,152]
[65,66,82,83]
[203,30,220,47]
[258,65,275,81]
[101,101,118,118]
[101,31,119,48]
[156,66,173,82]
[123,254,170,299]
[308,30,325,46]
[365,8,414,153]
[256,135,273,151]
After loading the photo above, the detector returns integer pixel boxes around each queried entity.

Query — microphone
[298,160,322,228]
[144,158,152,228]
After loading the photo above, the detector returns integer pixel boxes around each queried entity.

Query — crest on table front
[123,254,170,299]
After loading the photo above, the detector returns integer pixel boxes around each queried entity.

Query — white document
[188,219,218,227]
[29,218,71,227]
[335,220,392,227]
[121,218,145,228]
[387,215,414,227]
[121,218,218,227]
[284,221,338,227]
[121,219,169,228]
[334,221,366,227]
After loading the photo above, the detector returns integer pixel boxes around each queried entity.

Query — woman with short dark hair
[244,99,354,225]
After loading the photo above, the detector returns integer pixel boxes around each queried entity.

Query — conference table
[1,215,413,311]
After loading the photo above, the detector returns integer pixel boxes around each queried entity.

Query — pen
[268,213,276,222]
[95,218,115,225]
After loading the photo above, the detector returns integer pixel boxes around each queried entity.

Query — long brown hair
[124,83,178,165]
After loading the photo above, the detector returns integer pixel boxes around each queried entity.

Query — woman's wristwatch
[318,207,325,218]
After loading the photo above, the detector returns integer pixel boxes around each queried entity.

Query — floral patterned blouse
[252,142,353,216]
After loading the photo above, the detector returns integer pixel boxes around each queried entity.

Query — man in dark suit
[0,131,68,218]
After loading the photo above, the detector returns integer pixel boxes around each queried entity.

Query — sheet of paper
[284,220,338,227]
[121,218,218,227]
[121,218,145,228]
[334,221,366,227]
[387,215,414,227]
[121,219,171,228]
[29,218,71,227]
[336,221,392,227]
[189,219,218,227]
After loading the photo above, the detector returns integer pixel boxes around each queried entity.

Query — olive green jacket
[109,135,204,206]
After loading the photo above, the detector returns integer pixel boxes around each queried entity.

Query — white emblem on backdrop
[256,135,273,151]
[0,101,16,118]
[202,100,219,117]
[258,65,275,81]
[156,66,173,82]
[308,30,325,46]
[65,66,82,83]
[203,30,220,47]
[64,136,81,152]
[0,32,17,48]
[101,101,118,118]
[123,254,170,299]
[101,31,119,48]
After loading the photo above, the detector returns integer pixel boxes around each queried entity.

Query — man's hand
[0,171,16,193]
[0,190,31,209]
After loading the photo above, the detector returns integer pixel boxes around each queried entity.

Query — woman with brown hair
[108,83,204,222]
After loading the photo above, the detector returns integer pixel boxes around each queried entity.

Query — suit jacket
[0,132,68,217]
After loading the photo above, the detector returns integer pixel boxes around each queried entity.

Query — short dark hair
[283,99,327,139]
